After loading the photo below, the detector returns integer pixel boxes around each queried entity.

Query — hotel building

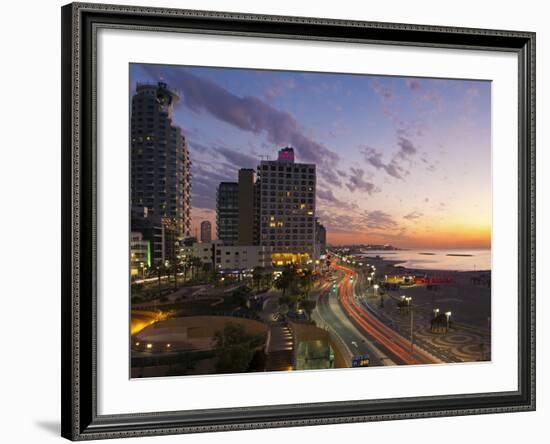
[257,147,317,265]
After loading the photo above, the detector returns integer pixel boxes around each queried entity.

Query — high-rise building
[130,82,192,240]
[216,182,239,245]
[200,220,212,243]
[315,219,327,256]
[238,169,256,246]
[257,147,316,265]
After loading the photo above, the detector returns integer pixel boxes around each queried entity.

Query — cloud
[361,210,398,230]
[466,87,480,98]
[211,146,258,169]
[406,79,422,91]
[369,79,394,100]
[396,136,417,158]
[191,161,236,210]
[403,211,423,221]
[345,168,378,194]
[361,146,404,179]
[140,66,340,177]
[419,91,444,112]
[315,210,358,233]
[336,169,348,178]
[263,77,297,102]
[317,188,339,203]
[317,188,358,211]
[360,136,419,180]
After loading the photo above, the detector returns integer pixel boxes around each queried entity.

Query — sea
[353,248,491,272]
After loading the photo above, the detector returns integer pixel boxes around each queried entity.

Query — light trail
[334,262,436,365]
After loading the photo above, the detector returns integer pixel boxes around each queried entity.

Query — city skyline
[130,64,491,249]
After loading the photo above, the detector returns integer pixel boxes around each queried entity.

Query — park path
[265,323,294,371]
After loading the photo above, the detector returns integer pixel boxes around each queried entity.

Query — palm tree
[262,270,273,290]
[188,256,203,281]
[299,269,313,298]
[252,266,265,291]
[172,261,184,290]
[275,265,295,299]
[299,299,316,321]
[155,263,168,297]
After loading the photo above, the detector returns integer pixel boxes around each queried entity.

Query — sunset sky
[130,64,491,249]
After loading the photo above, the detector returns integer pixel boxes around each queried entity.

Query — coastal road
[333,261,440,366]
[312,275,393,367]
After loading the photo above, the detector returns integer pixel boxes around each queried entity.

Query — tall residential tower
[130,82,192,238]
[216,182,239,245]
[200,220,212,243]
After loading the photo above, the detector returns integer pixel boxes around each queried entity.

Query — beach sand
[356,255,491,362]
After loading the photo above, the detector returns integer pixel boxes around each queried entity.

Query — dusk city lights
[129,64,492,378]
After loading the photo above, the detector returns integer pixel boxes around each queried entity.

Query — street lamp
[445,311,452,330]
[407,297,414,354]
[367,276,372,286]
[374,284,383,307]
[139,261,145,280]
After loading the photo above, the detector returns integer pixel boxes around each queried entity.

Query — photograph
[129,63,492,378]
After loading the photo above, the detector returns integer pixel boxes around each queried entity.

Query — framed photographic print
[61,2,536,440]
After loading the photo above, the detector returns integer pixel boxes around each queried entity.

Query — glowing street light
[445,311,452,330]
[373,284,379,300]
[408,297,414,353]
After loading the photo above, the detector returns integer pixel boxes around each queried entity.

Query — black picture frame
[61,2,536,440]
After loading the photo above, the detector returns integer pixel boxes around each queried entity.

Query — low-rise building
[193,242,273,273]
[130,232,150,279]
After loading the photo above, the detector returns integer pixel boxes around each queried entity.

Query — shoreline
[356,254,491,275]
[355,255,491,332]
[362,256,490,274]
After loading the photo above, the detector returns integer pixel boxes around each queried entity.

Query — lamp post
[406,296,414,354]
[374,284,382,307]
[139,261,145,280]
[445,311,452,332]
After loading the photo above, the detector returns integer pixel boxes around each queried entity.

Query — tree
[155,263,169,297]
[299,269,313,298]
[213,323,262,373]
[231,287,249,308]
[274,265,296,298]
[262,270,273,290]
[252,266,265,291]
[299,299,316,321]
[188,256,203,281]
[169,261,183,290]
